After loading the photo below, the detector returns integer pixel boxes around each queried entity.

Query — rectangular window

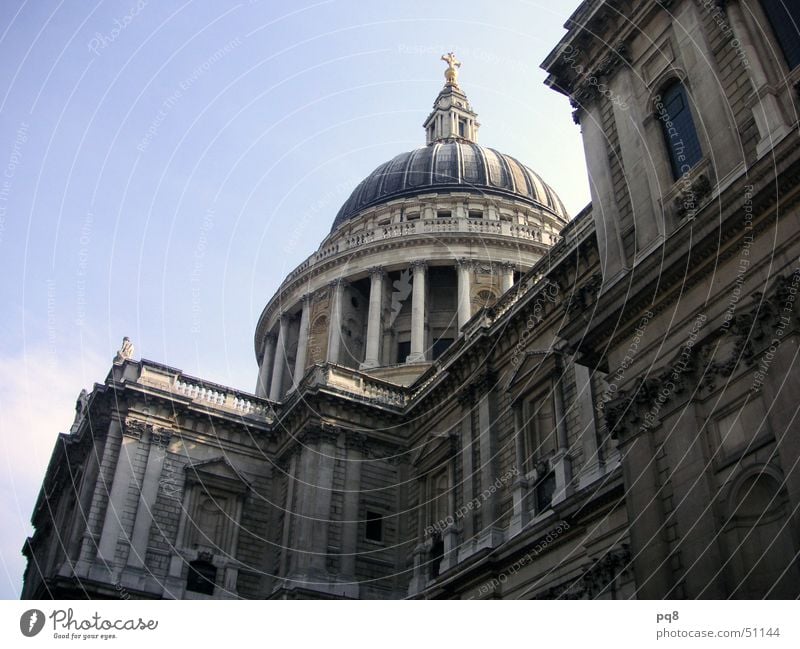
[429,467,449,527]
[397,340,411,364]
[659,82,703,180]
[186,560,216,595]
[468,210,483,219]
[432,337,453,360]
[762,0,800,69]
[406,212,420,221]
[535,470,556,513]
[365,511,383,542]
[437,209,452,219]
[523,389,557,473]
[458,118,467,137]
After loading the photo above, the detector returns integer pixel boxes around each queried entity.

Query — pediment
[411,429,456,468]
[185,456,250,494]
[507,350,560,402]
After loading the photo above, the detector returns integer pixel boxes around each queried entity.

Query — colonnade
[256,260,516,401]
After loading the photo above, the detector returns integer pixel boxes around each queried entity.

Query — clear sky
[0,0,587,599]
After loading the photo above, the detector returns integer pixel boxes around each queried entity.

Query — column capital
[264,331,278,344]
[151,427,173,448]
[277,311,292,324]
[368,266,386,279]
[411,260,427,272]
[123,417,149,439]
[456,257,474,269]
[300,292,313,305]
[328,277,349,290]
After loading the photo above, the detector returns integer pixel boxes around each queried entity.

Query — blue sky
[0,0,587,599]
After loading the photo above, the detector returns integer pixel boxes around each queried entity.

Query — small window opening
[397,341,411,363]
[365,511,383,542]
[186,560,216,595]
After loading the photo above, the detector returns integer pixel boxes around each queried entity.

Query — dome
[255,55,572,399]
[331,141,568,232]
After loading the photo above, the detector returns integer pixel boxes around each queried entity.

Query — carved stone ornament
[123,417,149,439]
[113,337,134,364]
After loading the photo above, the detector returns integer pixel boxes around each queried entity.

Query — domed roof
[331,141,568,232]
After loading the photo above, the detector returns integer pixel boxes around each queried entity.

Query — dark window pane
[432,338,453,360]
[365,511,383,542]
[762,0,800,69]
[659,82,703,180]
[186,560,216,595]
[535,471,556,513]
[397,341,411,363]
[428,537,444,579]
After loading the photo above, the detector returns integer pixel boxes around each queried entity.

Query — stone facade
[22,0,800,599]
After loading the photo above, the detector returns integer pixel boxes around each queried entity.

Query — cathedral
[22,0,800,599]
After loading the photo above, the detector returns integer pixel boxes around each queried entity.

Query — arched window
[657,81,703,180]
[761,0,800,70]
[724,471,800,598]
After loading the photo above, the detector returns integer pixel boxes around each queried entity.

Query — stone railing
[491,268,545,321]
[279,217,549,289]
[308,364,407,408]
[173,377,275,420]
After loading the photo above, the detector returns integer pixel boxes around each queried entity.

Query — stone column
[127,427,172,570]
[500,263,515,293]
[361,268,385,369]
[509,404,530,536]
[581,102,628,285]
[269,314,289,401]
[620,431,672,598]
[611,65,663,256]
[293,295,312,388]
[310,431,336,577]
[407,542,430,595]
[75,418,126,577]
[551,374,573,505]
[340,441,363,595]
[290,441,318,578]
[476,376,503,550]
[97,419,144,567]
[575,363,602,488]
[408,261,427,362]
[327,280,345,365]
[457,259,472,331]
[255,332,277,398]
[457,391,475,561]
[726,0,791,157]
[277,453,297,580]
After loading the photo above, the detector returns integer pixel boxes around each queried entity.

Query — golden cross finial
[441,52,461,87]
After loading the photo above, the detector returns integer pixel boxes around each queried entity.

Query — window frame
[364,510,384,543]
[760,0,800,71]
[186,559,217,596]
[655,80,703,181]
[521,384,558,477]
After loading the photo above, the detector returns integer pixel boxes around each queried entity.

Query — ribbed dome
[331,141,568,232]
